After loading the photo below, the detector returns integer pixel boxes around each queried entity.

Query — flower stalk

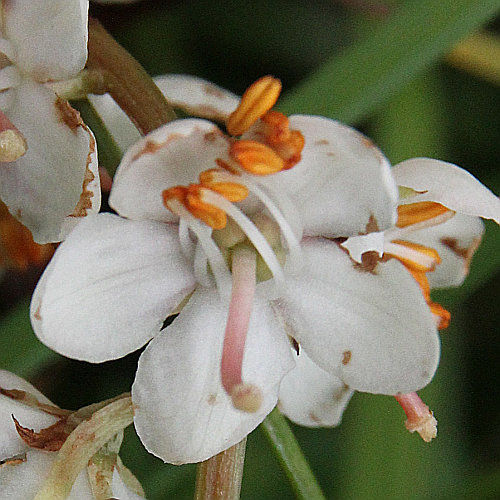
[86,18,177,135]
[194,438,247,500]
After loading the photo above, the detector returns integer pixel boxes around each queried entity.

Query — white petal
[278,238,440,394]
[3,0,88,82]
[270,116,398,237]
[0,371,57,460]
[154,74,240,122]
[31,214,196,363]
[341,230,385,263]
[110,119,231,222]
[0,82,98,243]
[393,158,500,223]
[0,450,94,499]
[133,287,294,464]
[278,349,354,427]
[404,213,485,288]
[87,92,141,153]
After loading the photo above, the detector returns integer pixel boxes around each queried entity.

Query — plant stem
[261,409,326,500]
[87,18,176,135]
[194,438,247,500]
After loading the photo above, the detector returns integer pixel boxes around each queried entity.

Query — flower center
[162,76,305,412]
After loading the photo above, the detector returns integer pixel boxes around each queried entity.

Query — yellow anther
[186,185,227,230]
[230,140,285,175]
[396,201,451,228]
[226,76,282,136]
[199,169,249,202]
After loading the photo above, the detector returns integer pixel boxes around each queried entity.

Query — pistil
[395,392,437,442]
[220,244,262,413]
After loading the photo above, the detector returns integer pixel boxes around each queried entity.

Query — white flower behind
[0,0,100,243]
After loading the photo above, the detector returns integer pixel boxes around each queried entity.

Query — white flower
[32,76,442,463]
[342,158,500,330]
[0,370,143,499]
[0,0,100,243]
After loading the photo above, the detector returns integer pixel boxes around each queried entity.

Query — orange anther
[162,186,188,213]
[260,111,291,144]
[230,140,285,175]
[226,76,282,136]
[186,185,227,230]
[0,202,53,271]
[429,302,451,330]
[389,240,441,273]
[397,202,451,228]
[199,170,249,202]
[272,129,305,170]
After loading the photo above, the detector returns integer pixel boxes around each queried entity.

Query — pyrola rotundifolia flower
[0,370,144,499]
[0,0,100,243]
[33,76,474,463]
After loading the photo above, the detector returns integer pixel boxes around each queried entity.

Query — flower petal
[155,74,241,122]
[31,214,196,363]
[0,82,98,243]
[133,287,294,464]
[393,158,500,223]
[403,213,484,288]
[0,450,94,499]
[278,349,354,427]
[0,370,58,460]
[110,119,231,222]
[278,237,439,395]
[270,116,398,237]
[3,0,88,82]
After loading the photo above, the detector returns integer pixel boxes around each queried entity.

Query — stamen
[226,76,282,136]
[193,241,211,287]
[178,218,195,260]
[396,265,451,330]
[162,191,231,296]
[396,201,451,228]
[428,302,451,330]
[384,240,441,272]
[198,187,286,290]
[185,185,228,230]
[199,169,249,201]
[395,392,437,443]
[200,168,303,268]
[220,245,262,413]
[230,140,285,175]
[0,110,26,162]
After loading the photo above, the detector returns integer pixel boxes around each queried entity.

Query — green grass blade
[278,0,500,123]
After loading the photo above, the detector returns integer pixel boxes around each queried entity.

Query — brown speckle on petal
[54,98,84,134]
[12,415,70,452]
[203,84,225,98]
[314,139,329,146]
[68,130,96,218]
[0,454,27,468]
[207,394,217,406]
[342,350,352,365]
[364,214,379,234]
[308,412,321,424]
[131,133,183,162]
[441,236,482,273]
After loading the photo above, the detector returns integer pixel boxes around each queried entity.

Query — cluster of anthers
[162,76,304,295]
[384,201,453,330]
[162,77,305,411]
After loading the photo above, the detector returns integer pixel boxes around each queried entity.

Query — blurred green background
[1,0,499,498]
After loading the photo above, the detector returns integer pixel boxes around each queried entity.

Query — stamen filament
[200,188,286,291]
[395,392,437,443]
[220,245,262,413]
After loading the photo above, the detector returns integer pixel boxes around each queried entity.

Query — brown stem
[194,438,247,500]
[87,18,176,135]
